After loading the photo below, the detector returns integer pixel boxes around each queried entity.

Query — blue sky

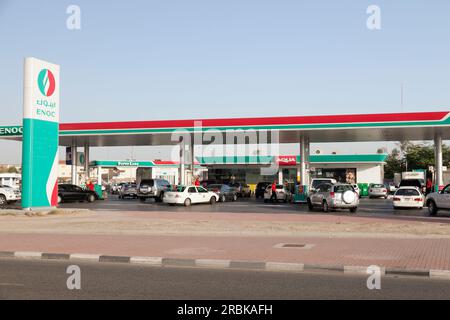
[1,0,450,162]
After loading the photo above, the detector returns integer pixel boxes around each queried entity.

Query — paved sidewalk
[1,232,450,271]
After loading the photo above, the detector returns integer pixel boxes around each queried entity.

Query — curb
[0,250,449,280]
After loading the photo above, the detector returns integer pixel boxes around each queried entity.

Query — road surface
[1,258,449,300]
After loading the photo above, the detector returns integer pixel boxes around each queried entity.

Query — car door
[73,185,87,201]
[63,185,78,201]
[196,187,209,203]
[311,184,325,205]
[187,187,199,203]
[316,184,330,204]
[437,185,450,209]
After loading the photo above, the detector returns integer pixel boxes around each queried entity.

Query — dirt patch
[0,208,94,218]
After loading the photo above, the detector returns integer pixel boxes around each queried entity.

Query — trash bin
[358,183,369,197]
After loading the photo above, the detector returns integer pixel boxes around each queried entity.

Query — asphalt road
[1,258,450,300]
[53,194,450,219]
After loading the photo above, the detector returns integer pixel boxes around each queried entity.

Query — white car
[368,184,388,199]
[163,185,219,206]
[392,187,424,209]
[0,184,21,207]
[263,185,292,203]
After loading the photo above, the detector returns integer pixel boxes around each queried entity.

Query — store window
[311,168,357,184]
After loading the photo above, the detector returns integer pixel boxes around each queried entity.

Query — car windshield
[400,180,422,187]
[312,180,330,188]
[207,184,222,190]
[371,184,384,188]
[334,185,354,193]
[169,186,186,192]
[396,189,420,196]
[140,180,154,186]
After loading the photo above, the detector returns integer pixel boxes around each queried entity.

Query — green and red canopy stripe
[60,111,450,132]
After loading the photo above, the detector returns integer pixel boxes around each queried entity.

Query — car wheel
[307,199,313,211]
[264,199,268,203]
[221,195,226,202]
[139,197,146,202]
[0,195,7,208]
[57,195,62,204]
[322,201,329,212]
[87,194,96,203]
[184,198,191,207]
[210,197,217,205]
[349,207,357,213]
[158,192,164,202]
[427,200,438,216]
[233,194,237,201]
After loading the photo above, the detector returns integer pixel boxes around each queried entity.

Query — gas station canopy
[2,111,450,147]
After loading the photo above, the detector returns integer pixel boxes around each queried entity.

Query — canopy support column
[434,132,443,192]
[179,140,185,185]
[300,136,310,187]
[84,141,90,181]
[71,142,77,185]
[97,166,102,186]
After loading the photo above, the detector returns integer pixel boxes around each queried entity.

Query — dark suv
[137,179,171,202]
[255,182,271,199]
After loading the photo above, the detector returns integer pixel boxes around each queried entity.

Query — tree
[7,167,18,173]
[383,142,450,179]
[384,148,402,179]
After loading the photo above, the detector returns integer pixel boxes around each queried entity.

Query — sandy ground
[1,209,450,239]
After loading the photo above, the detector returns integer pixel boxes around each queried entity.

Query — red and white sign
[275,156,297,166]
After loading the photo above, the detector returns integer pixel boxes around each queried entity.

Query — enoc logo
[37,69,56,97]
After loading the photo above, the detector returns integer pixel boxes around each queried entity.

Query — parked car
[230,182,252,198]
[386,182,398,194]
[255,182,271,199]
[118,183,138,199]
[206,184,238,202]
[111,183,126,194]
[310,178,337,192]
[163,186,219,206]
[392,187,424,209]
[0,184,21,207]
[137,179,171,202]
[307,183,358,212]
[352,184,361,198]
[399,179,426,194]
[425,184,450,216]
[263,185,292,203]
[368,183,388,199]
[57,184,97,204]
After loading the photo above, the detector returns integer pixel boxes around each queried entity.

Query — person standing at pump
[270,180,277,202]
[426,177,433,195]
[86,180,95,191]
[194,176,200,186]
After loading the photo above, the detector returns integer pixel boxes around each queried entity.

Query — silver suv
[307,183,359,213]
[137,179,171,202]
[425,183,450,216]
